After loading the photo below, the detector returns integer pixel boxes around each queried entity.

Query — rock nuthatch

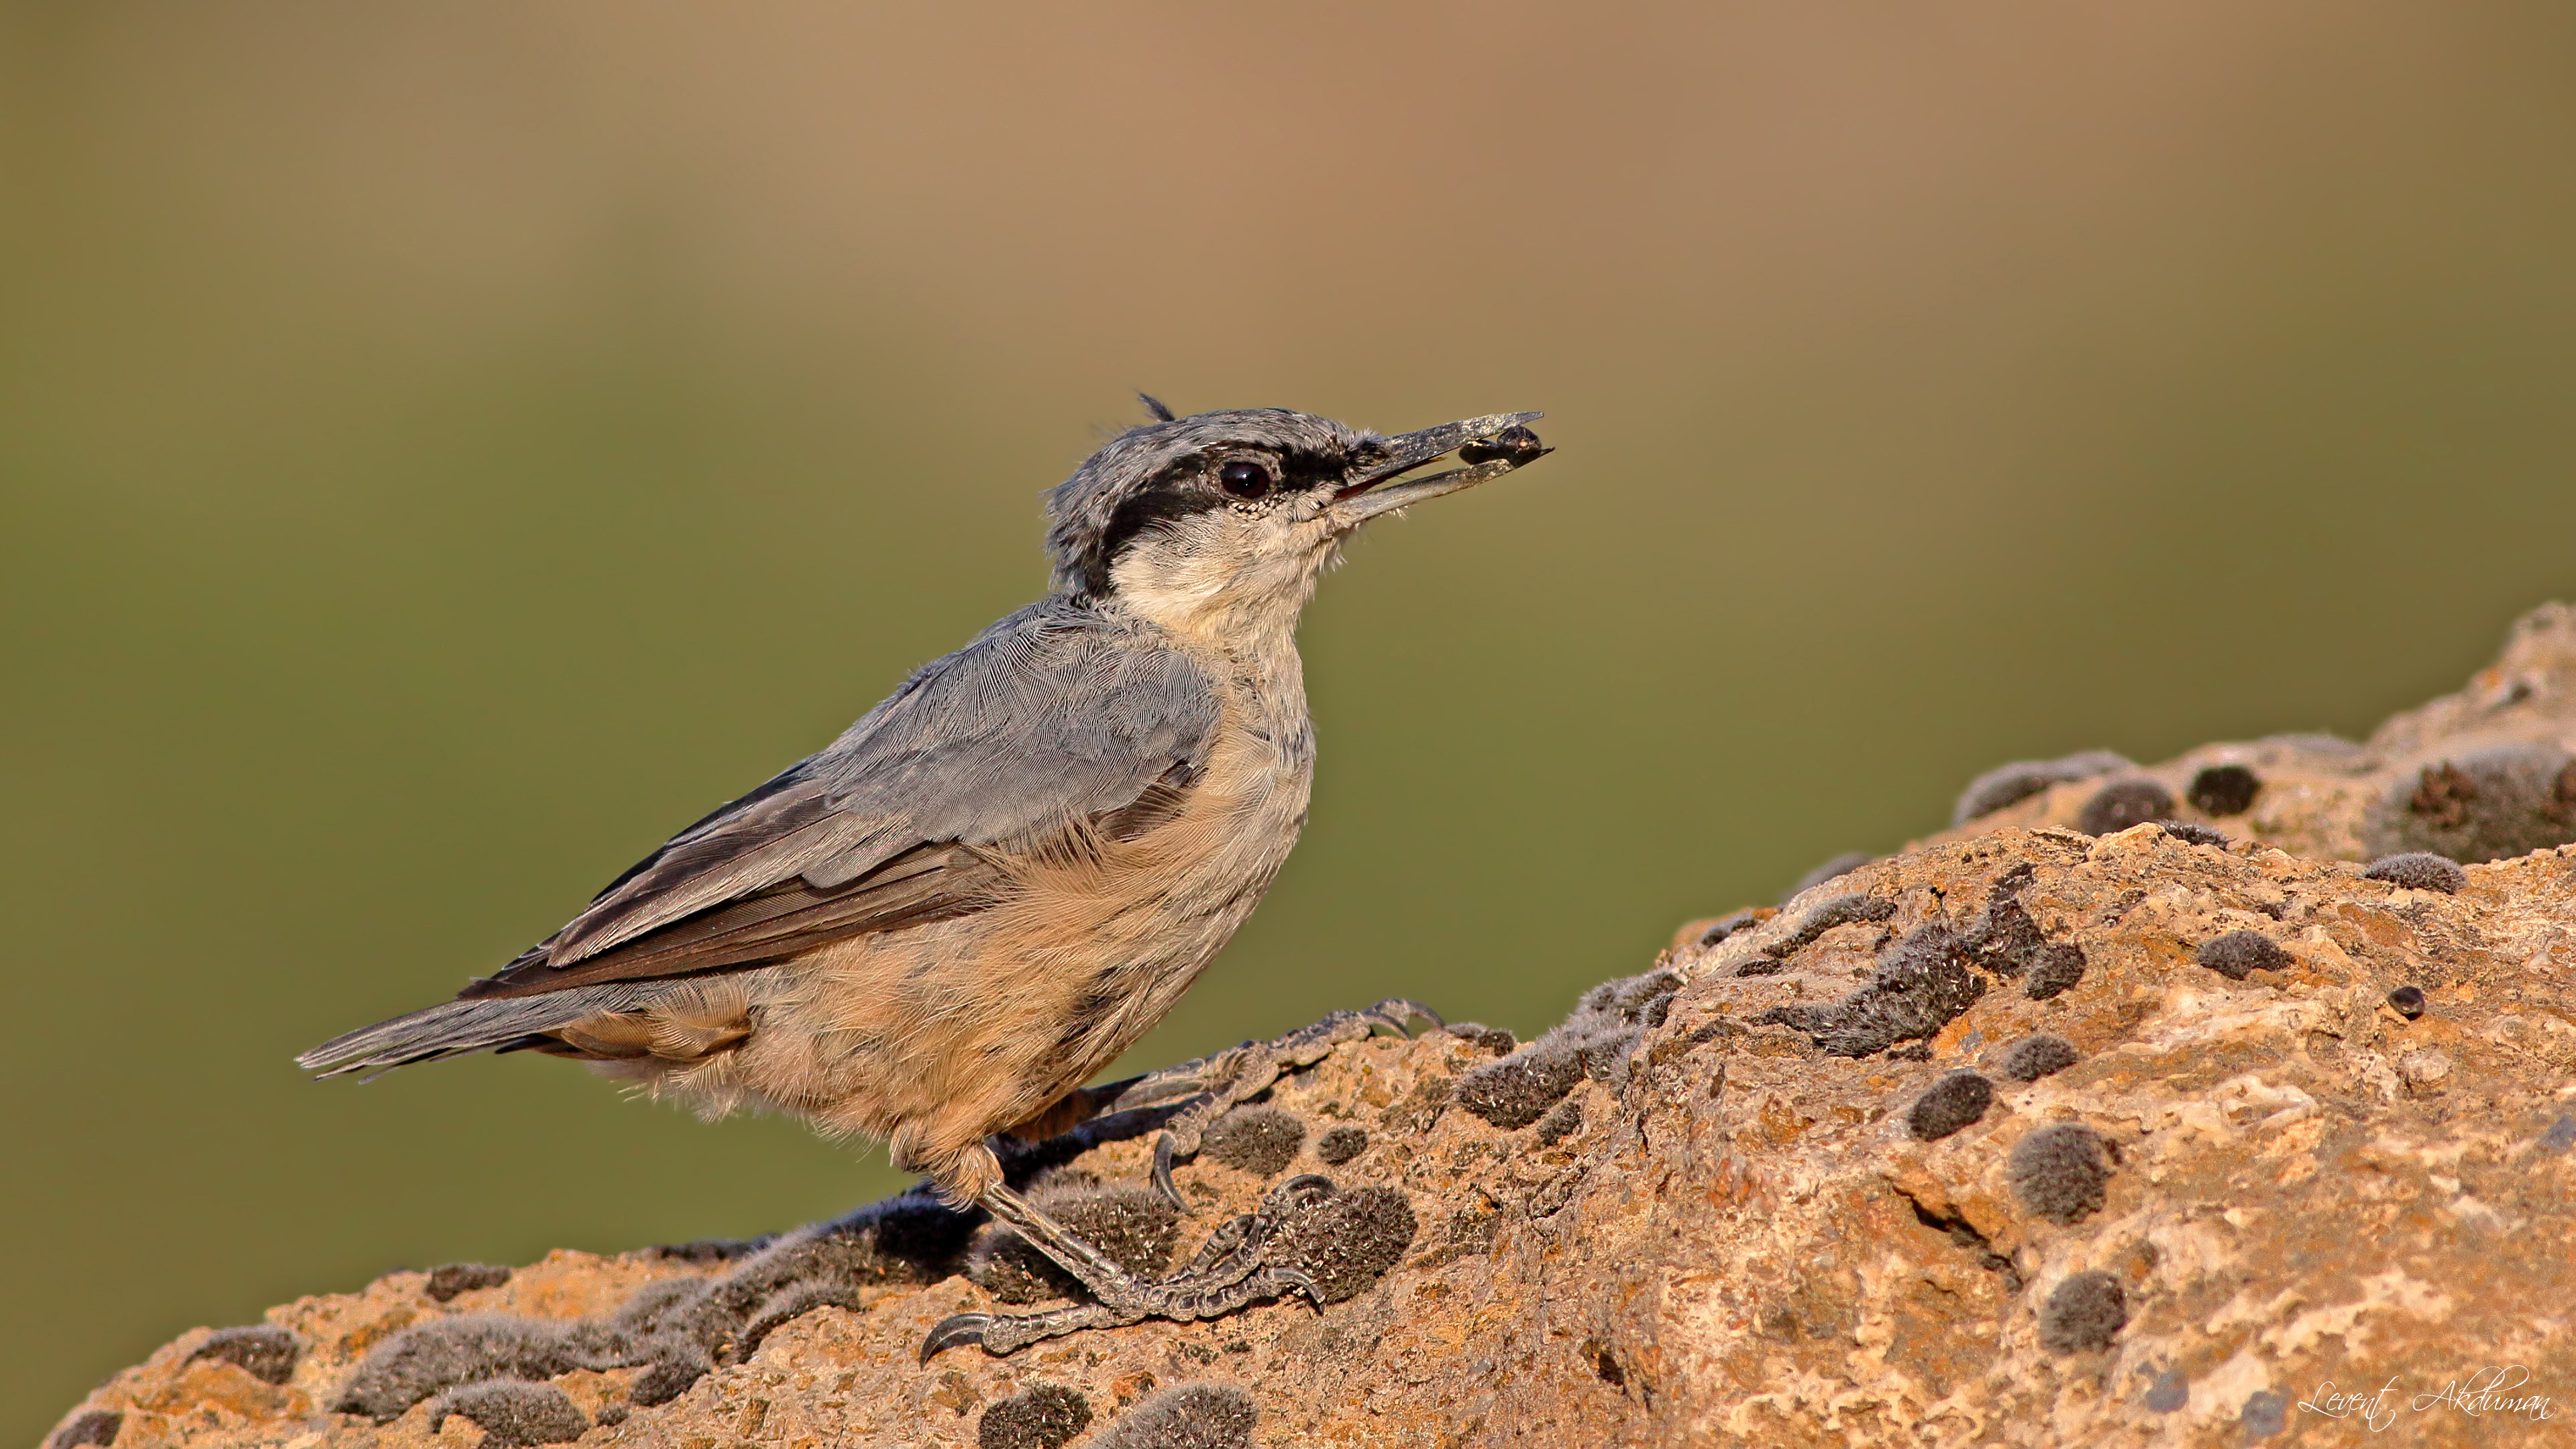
[301,399,1551,1356]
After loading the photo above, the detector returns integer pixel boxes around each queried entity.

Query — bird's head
[1045,400,1548,637]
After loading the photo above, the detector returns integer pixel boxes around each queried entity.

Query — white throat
[1104,514,1334,654]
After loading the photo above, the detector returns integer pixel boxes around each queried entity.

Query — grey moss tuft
[1953,751,2134,824]
[1691,908,1766,949]
[2025,943,2086,1000]
[49,1411,121,1449]
[1442,1023,1518,1056]
[2038,1271,2127,1352]
[335,1187,978,1421]
[1907,1071,1994,1141]
[1313,1124,1368,1165]
[185,1324,302,1385]
[425,1263,513,1302]
[430,1381,588,1447]
[2197,930,2290,980]
[2187,763,2261,816]
[1757,924,1984,1059]
[1200,1106,1305,1177]
[979,1383,1093,1449]
[2375,743,2576,864]
[969,1181,1179,1305]
[2156,820,2228,847]
[2363,851,2467,893]
[2144,1368,2189,1412]
[1533,1096,1585,1146]
[1457,969,1678,1126]
[334,1316,597,1422]
[1453,1040,1585,1129]
[1953,867,2091,1001]
[2241,1389,2290,1438]
[2008,1123,2112,1224]
[1776,892,1897,951]
[1095,1383,1258,1449]
[1267,1183,1418,1303]
[2076,778,2178,836]
[2000,1034,2080,1082]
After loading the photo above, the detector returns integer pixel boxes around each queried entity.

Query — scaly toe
[973,1302,1130,1356]
[1112,1266,1304,1323]
[931,1299,1136,1358]
[1173,1175,1336,1282]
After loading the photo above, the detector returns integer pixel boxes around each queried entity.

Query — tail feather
[297,984,645,1077]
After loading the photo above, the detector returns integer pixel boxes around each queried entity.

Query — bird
[299,398,1550,1357]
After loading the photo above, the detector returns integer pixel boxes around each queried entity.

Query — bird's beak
[1330,411,1550,527]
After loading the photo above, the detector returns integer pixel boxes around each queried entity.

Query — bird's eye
[1217,459,1272,499]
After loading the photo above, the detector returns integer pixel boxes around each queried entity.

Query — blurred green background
[7,2,2576,1435]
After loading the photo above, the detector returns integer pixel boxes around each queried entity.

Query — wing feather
[456,600,1218,1001]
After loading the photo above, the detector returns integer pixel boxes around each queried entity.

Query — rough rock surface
[1915,602,2576,869]
[51,607,2576,1448]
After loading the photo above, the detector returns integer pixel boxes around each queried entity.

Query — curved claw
[1271,1267,1328,1310]
[920,1312,991,1363]
[1151,1136,1185,1211]
[1362,998,1445,1036]
[1276,1171,1337,1198]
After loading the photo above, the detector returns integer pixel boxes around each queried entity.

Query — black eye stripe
[1098,488,1224,567]
[1079,445,1346,594]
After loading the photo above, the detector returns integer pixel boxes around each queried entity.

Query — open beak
[1330,411,1550,527]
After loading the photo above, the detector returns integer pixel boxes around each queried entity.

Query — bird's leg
[920,1176,1333,1360]
[921,1002,1437,1358]
[1093,998,1441,1208]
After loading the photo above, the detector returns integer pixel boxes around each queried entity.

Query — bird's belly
[680,742,1311,1157]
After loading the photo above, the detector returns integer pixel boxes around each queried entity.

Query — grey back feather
[476,599,1221,994]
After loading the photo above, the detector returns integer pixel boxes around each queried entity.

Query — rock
[1784,850,1880,901]
[1924,602,2576,865]
[48,606,2576,1448]
[48,1411,119,1449]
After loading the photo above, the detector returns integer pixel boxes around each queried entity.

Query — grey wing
[458,602,1218,1001]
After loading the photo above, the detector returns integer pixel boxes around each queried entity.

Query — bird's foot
[923,1176,1334,1359]
[1101,1000,1440,1208]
